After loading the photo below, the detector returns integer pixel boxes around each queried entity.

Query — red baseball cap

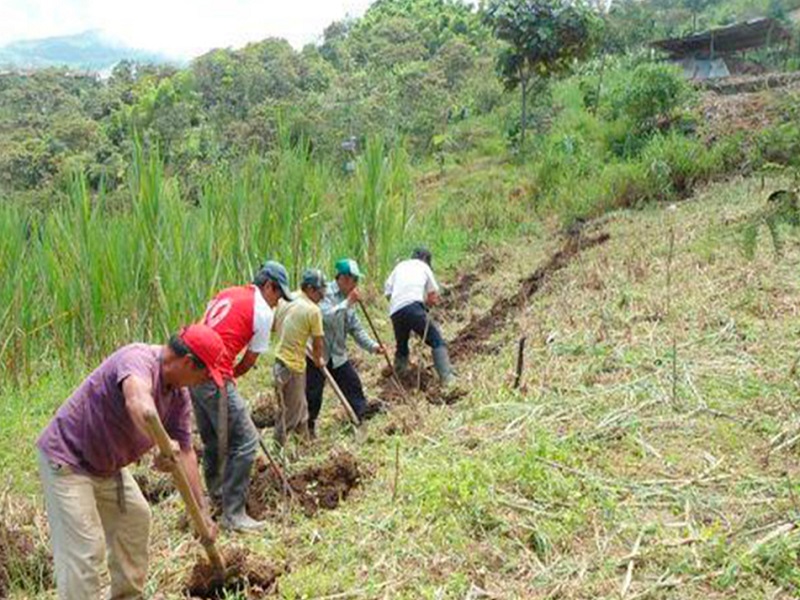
[179,324,226,387]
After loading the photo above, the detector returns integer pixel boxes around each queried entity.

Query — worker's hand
[425,291,440,307]
[375,344,388,356]
[153,439,180,473]
[347,288,361,306]
[314,356,326,369]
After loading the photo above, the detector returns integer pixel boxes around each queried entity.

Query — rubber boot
[394,353,410,377]
[432,346,455,387]
[220,453,266,533]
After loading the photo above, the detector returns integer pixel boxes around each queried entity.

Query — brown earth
[185,547,281,599]
[377,363,465,405]
[699,90,781,143]
[250,393,278,429]
[247,451,361,519]
[449,232,611,360]
[133,472,175,505]
[439,251,497,315]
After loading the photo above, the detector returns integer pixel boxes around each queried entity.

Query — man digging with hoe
[37,325,226,600]
[384,247,457,389]
[272,268,327,447]
[306,258,388,437]
[192,260,292,532]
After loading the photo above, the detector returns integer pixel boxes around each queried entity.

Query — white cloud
[0,0,374,58]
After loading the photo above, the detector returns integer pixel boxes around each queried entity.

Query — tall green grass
[1,135,417,384]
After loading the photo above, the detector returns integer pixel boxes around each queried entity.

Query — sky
[0,0,375,59]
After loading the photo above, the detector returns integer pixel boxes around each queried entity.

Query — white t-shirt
[384,259,440,316]
[249,286,274,353]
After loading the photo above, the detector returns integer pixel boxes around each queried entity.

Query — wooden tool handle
[358,300,408,400]
[305,352,360,426]
[143,410,226,576]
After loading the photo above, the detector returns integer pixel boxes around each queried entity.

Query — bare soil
[250,393,278,429]
[439,252,497,315]
[449,232,611,359]
[377,363,465,405]
[185,547,281,599]
[247,451,361,519]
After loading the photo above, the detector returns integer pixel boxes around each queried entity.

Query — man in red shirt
[192,260,291,532]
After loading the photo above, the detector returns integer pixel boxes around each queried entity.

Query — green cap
[334,258,363,280]
[300,268,327,291]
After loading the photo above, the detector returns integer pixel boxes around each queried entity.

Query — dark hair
[412,247,432,266]
[168,333,206,370]
[255,279,280,293]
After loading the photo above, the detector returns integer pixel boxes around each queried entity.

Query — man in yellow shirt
[273,269,326,446]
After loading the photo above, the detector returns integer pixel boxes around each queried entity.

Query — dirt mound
[379,364,433,398]
[247,451,361,519]
[133,472,175,504]
[377,363,466,406]
[450,232,610,359]
[185,547,280,599]
[0,522,52,597]
[251,393,278,429]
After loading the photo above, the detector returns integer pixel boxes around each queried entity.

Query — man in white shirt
[384,247,455,386]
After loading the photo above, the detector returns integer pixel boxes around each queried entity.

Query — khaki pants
[273,360,308,445]
[38,451,151,600]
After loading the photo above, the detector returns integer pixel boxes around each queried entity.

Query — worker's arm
[347,308,381,354]
[233,350,259,378]
[311,335,325,368]
[122,375,159,439]
[424,265,441,307]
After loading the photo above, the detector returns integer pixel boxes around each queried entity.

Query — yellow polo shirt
[273,291,324,373]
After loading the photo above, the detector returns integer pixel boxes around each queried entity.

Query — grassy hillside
[5,169,800,598]
[3,1,800,598]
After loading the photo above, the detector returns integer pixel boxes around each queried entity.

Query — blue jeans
[390,301,445,359]
[190,380,258,519]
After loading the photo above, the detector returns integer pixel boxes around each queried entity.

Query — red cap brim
[207,367,225,388]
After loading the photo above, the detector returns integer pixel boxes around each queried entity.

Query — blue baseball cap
[254,260,292,300]
[300,268,327,291]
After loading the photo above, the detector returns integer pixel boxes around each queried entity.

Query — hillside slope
[5,172,800,599]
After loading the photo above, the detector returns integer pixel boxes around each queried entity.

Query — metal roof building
[650,18,792,80]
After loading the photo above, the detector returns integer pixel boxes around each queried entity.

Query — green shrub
[608,62,692,131]
[754,122,800,167]
[641,132,720,198]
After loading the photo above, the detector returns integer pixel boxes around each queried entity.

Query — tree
[483,0,597,150]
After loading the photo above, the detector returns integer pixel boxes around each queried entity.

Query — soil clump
[185,547,280,599]
[247,451,361,519]
[450,232,610,360]
[250,393,278,429]
[133,472,175,504]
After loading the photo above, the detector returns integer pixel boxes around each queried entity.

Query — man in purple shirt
[37,324,225,600]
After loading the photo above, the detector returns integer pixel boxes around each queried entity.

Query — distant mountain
[0,30,173,72]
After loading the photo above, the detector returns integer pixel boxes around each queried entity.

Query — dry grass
[6,174,800,598]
